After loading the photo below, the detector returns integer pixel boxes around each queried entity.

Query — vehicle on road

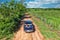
[24,20,35,33]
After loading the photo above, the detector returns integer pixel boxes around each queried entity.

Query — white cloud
[43,0,60,4]
[28,1,43,5]
[26,1,42,8]
[26,0,60,8]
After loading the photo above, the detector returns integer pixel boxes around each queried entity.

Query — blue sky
[0,0,60,8]
[25,0,60,8]
[0,0,10,3]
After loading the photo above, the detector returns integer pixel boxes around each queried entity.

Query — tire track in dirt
[13,23,44,40]
[20,25,32,40]
[13,14,44,40]
[13,25,33,40]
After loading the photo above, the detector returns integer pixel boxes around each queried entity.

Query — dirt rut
[13,25,44,40]
[13,18,44,40]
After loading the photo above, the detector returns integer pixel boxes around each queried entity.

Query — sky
[0,0,60,8]
[25,0,60,8]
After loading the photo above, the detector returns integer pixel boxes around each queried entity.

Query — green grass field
[28,9,60,40]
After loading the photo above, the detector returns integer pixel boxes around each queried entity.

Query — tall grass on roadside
[0,1,26,40]
[28,8,60,40]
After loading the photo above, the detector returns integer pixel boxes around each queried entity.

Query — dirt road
[13,15,44,40]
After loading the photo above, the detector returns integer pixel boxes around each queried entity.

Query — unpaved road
[13,17,44,40]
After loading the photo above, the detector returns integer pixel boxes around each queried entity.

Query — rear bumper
[24,30,34,33]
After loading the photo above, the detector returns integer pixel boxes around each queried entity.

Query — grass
[0,1,26,40]
[28,9,60,40]
[32,16,60,40]
[29,9,60,30]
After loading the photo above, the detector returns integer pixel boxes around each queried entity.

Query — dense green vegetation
[28,8,60,40]
[0,1,26,40]
[28,8,60,30]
